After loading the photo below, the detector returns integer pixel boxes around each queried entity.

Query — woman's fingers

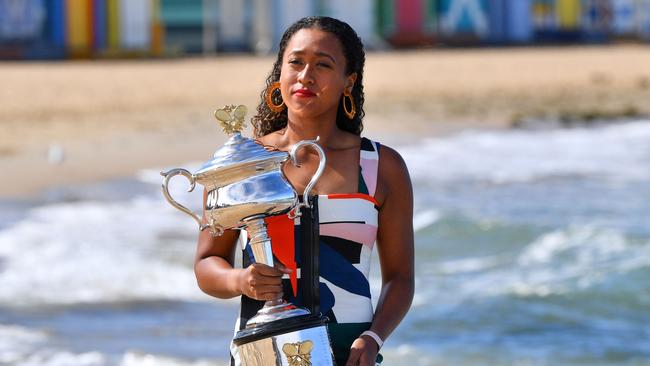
[346,338,377,366]
[345,345,361,366]
[240,263,286,300]
[276,262,293,274]
[247,283,282,293]
[251,263,285,277]
[248,284,283,301]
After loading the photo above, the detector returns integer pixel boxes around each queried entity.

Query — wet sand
[1,45,650,197]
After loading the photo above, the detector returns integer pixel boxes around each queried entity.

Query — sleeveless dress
[231,137,382,365]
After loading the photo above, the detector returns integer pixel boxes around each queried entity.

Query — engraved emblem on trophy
[160,105,335,365]
[283,340,314,366]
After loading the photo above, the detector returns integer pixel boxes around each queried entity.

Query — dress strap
[359,137,380,197]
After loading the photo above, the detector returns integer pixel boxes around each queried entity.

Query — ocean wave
[119,352,226,366]
[10,350,106,366]
[399,120,650,184]
[0,325,105,366]
[435,255,504,275]
[0,324,48,364]
[380,343,551,366]
[413,209,441,232]
[0,323,227,366]
[381,344,439,366]
[416,225,650,304]
[0,196,208,306]
[508,226,650,297]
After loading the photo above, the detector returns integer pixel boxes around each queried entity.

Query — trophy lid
[194,105,288,181]
[195,133,287,174]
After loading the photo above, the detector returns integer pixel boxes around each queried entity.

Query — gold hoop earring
[265,81,285,113]
[343,91,356,119]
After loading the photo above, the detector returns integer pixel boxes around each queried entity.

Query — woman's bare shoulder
[378,143,409,174]
[375,142,412,205]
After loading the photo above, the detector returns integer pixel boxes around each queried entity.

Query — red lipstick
[293,88,316,97]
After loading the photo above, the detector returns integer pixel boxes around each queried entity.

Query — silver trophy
[161,105,335,365]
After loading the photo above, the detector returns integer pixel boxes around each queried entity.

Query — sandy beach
[2,44,650,198]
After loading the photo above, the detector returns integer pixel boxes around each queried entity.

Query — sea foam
[0,196,206,306]
[399,120,650,184]
[416,224,650,305]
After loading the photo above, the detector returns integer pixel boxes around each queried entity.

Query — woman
[194,16,414,365]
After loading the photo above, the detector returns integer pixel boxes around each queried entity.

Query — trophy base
[247,300,310,328]
[233,314,334,366]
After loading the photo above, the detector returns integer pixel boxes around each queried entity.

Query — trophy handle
[289,137,326,215]
[160,168,210,232]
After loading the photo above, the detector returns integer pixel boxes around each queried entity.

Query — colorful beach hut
[438,0,489,41]
[612,0,637,36]
[0,0,46,41]
[250,0,318,53]
[639,0,650,40]
[532,0,555,30]
[160,0,203,53]
[250,0,273,53]
[488,0,533,43]
[65,0,93,57]
[0,0,49,59]
[556,0,581,30]
[118,0,151,50]
[218,0,249,51]
[581,0,612,42]
[273,0,318,49]
[532,0,582,41]
[92,0,107,51]
[375,0,437,46]
[320,0,375,48]
[43,0,67,58]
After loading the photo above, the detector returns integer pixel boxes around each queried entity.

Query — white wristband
[360,330,383,349]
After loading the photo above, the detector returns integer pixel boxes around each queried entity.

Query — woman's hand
[345,336,379,366]
[237,263,290,301]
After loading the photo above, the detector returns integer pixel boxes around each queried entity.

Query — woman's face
[279,28,356,121]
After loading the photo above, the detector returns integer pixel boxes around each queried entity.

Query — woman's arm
[194,189,288,301]
[347,145,415,365]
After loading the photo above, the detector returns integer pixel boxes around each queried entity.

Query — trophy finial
[214,104,248,134]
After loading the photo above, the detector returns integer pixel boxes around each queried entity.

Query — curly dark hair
[251,16,366,137]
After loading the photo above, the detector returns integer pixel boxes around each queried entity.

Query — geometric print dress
[231,137,381,365]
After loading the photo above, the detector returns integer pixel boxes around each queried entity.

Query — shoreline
[2,45,650,198]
